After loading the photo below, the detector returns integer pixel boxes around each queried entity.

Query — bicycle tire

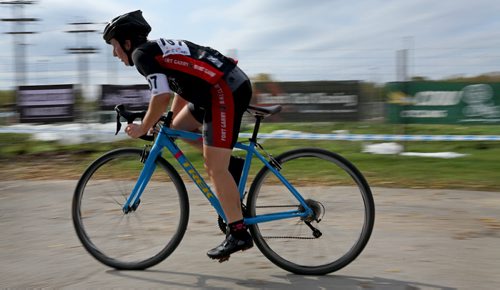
[247,148,375,275]
[72,148,189,270]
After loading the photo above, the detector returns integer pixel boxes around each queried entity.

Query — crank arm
[304,221,322,238]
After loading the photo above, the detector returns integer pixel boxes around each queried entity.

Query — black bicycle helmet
[103,10,151,44]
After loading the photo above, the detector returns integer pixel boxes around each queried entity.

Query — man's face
[110,39,130,66]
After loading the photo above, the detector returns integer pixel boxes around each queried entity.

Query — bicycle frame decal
[182,159,214,199]
[160,127,227,221]
[174,147,227,220]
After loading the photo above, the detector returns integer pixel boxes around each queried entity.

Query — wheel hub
[298,199,324,223]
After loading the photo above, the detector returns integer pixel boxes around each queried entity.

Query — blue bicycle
[72,104,375,275]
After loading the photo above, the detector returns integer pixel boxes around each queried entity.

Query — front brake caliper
[141,145,151,163]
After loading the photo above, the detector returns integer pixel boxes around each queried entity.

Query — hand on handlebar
[115,104,170,141]
[149,125,160,135]
[125,123,149,139]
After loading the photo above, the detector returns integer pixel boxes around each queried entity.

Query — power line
[65,21,100,97]
[1,0,39,88]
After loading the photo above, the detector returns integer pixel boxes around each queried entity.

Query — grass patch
[1,122,499,191]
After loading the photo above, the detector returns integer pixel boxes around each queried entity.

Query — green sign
[386,82,500,124]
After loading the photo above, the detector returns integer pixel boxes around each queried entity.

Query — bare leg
[205,145,253,261]
[172,105,203,150]
[203,145,243,223]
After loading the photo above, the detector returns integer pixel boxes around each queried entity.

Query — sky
[1,0,500,96]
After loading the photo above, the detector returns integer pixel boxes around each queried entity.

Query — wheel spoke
[72,148,189,270]
[247,148,374,275]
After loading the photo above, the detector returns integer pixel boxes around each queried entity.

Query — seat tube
[238,143,255,198]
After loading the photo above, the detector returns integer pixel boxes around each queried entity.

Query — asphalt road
[1,180,499,289]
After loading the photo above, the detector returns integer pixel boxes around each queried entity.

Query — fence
[4,81,500,125]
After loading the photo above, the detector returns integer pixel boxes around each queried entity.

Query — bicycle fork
[122,144,162,214]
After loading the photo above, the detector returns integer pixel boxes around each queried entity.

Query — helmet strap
[126,49,135,66]
[119,38,147,66]
[117,39,135,66]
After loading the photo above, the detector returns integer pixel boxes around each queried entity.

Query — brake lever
[115,108,122,135]
[114,104,136,136]
[114,104,153,141]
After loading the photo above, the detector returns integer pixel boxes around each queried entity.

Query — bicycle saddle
[247,104,282,118]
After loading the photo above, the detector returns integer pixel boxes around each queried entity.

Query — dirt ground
[0,180,499,289]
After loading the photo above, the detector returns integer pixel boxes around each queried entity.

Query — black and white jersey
[132,39,237,106]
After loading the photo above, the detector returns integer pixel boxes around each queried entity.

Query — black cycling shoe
[207,232,253,262]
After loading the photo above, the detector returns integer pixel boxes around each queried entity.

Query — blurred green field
[1,122,499,191]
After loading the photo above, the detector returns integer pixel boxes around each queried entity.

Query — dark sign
[100,84,151,111]
[17,84,75,123]
[253,81,360,122]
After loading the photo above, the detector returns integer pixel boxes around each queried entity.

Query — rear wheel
[247,148,375,275]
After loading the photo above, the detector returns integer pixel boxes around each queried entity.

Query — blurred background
[0,0,499,189]
[2,3,499,288]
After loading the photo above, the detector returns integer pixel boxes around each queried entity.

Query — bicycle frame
[122,123,313,225]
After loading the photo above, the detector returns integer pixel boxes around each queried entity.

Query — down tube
[241,145,310,225]
[164,139,227,222]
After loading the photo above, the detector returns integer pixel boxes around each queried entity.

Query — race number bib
[156,39,191,56]
[146,73,170,96]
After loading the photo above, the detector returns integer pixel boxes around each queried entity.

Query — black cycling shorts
[188,78,252,149]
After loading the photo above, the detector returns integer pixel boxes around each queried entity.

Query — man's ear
[124,40,132,51]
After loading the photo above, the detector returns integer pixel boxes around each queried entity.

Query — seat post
[250,116,263,143]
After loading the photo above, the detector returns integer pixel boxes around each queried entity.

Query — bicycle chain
[262,235,318,240]
[256,205,320,240]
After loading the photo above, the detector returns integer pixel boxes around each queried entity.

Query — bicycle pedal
[208,255,230,263]
[217,256,230,263]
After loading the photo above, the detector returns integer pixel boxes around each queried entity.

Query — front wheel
[247,148,375,275]
[72,148,189,270]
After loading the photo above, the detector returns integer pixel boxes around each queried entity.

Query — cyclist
[103,10,253,261]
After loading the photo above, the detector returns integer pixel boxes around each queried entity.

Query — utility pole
[1,0,39,88]
[396,36,414,82]
[396,49,408,82]
[65,22,99,99]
